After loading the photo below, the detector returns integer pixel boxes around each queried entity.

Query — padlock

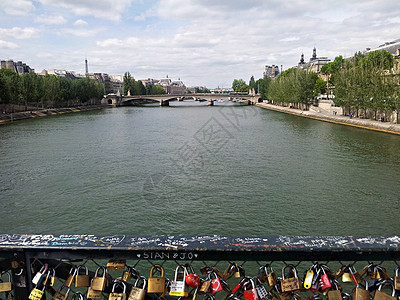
[32,264,48,285]
[340,266,353,283]
[319,266,331,290]
[394,266,400,290]
[198,279,211,295]
[75,265,90,287]
[373,280,396,300]
[107,260,126,271]
[128,276,147,300]
[376,265,390,279]
[327,280,342,300]
[147,265,165,294]
[91,266,108,291]
[265,265,277,287]
[65,266,77,288]
[0,272,13,292]
[354,280,370,300]
[87,278,102,299]
[122,266,139,282]
[233,264,241,278]
[232,277,247,294]
[170,265,189,297]
[53,285,70,300]
[109,280,127,300]
[281,264,301,292]
[47,268,56,286]
[244,278,260,300]
[349,265,362,286]
[185,264,200,289]
[210,272,223,294]
[29,271,50,300]
[255,278,268,300]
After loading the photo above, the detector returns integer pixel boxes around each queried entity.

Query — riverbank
[256,102,400,135]
[0,105,106,125]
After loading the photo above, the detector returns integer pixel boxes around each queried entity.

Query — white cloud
[37,0,135,21]
[0,40,19,49]
[0,27,39,39]
[1,0,35,15]
[63,27,103,37]
[35,15,67,25]
[74,19,88,27]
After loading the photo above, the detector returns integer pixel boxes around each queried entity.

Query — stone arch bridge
[102,93,261,107]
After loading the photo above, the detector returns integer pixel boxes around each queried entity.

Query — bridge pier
[208,99,214,106]
[160,100,169,107]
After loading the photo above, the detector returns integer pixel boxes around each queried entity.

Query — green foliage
[146,84,166,95]
[330,50,399,117]
[195,87,210,93]
[0,68,105,108]
[256,76,271,100]
[232,79,249,92]
[268,68,319,105]
[249,76,256,91]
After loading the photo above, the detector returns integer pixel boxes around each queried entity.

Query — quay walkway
[256,102,400,135]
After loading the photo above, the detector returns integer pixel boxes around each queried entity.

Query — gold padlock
[265,265,277,287]
[91,266,108,291]
[107,260,126,271]
[128,276,147,300]
[65,266,77,288]
[109,280,127,300]
[147,265,165,294]
[29,271,50,300]
[281,264,300,292]
[87,280,102,300]
[394,266,400,290]
[197,280,211,295]
[373,280,396,300]
[354,281,370,300]
[75,265,90,287]
[0,272,12,292]
[53,285,70,300]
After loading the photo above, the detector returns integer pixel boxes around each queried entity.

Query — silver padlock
[169,265,189,297]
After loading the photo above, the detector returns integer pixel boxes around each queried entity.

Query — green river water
[0,102,399,235]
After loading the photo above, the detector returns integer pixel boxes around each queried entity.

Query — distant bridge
[102,93,261,107]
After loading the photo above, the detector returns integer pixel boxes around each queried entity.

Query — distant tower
[85,58,89,76]
[312,47,317,60]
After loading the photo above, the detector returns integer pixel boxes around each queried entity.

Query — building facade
[263,65,280,78]
[297,47,330,73]
[0,60,34,74]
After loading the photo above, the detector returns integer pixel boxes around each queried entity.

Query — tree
[123,72,134,95]
[232,79,249,93]
[249,76,256,91]
[314,77,327,95]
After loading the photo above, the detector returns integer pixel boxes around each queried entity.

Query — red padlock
[319,266,332,290]
[185,273,200,289]
[210,273,223,294]
[243,278,259,300]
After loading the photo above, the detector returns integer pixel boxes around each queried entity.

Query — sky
[1,0,400,88]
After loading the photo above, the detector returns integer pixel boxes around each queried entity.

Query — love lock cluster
[21,260,400,300]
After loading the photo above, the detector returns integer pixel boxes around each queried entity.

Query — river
[0,102,399,235]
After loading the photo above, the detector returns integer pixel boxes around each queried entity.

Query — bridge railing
[0,234,399,299]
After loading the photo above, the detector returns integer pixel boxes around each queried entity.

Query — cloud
[0,27,39,39]
[37,0,135,21]
[74,19,88,27]
[35,15,67,25]
[0,40,19,49]
[1,0,35,15]
[63,27,103,37]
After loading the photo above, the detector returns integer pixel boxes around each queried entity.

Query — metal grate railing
[0,234,399,300]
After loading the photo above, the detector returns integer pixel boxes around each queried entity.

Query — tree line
[321,50,399,120]
[232,50,399,121]
[0,69,105,112]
